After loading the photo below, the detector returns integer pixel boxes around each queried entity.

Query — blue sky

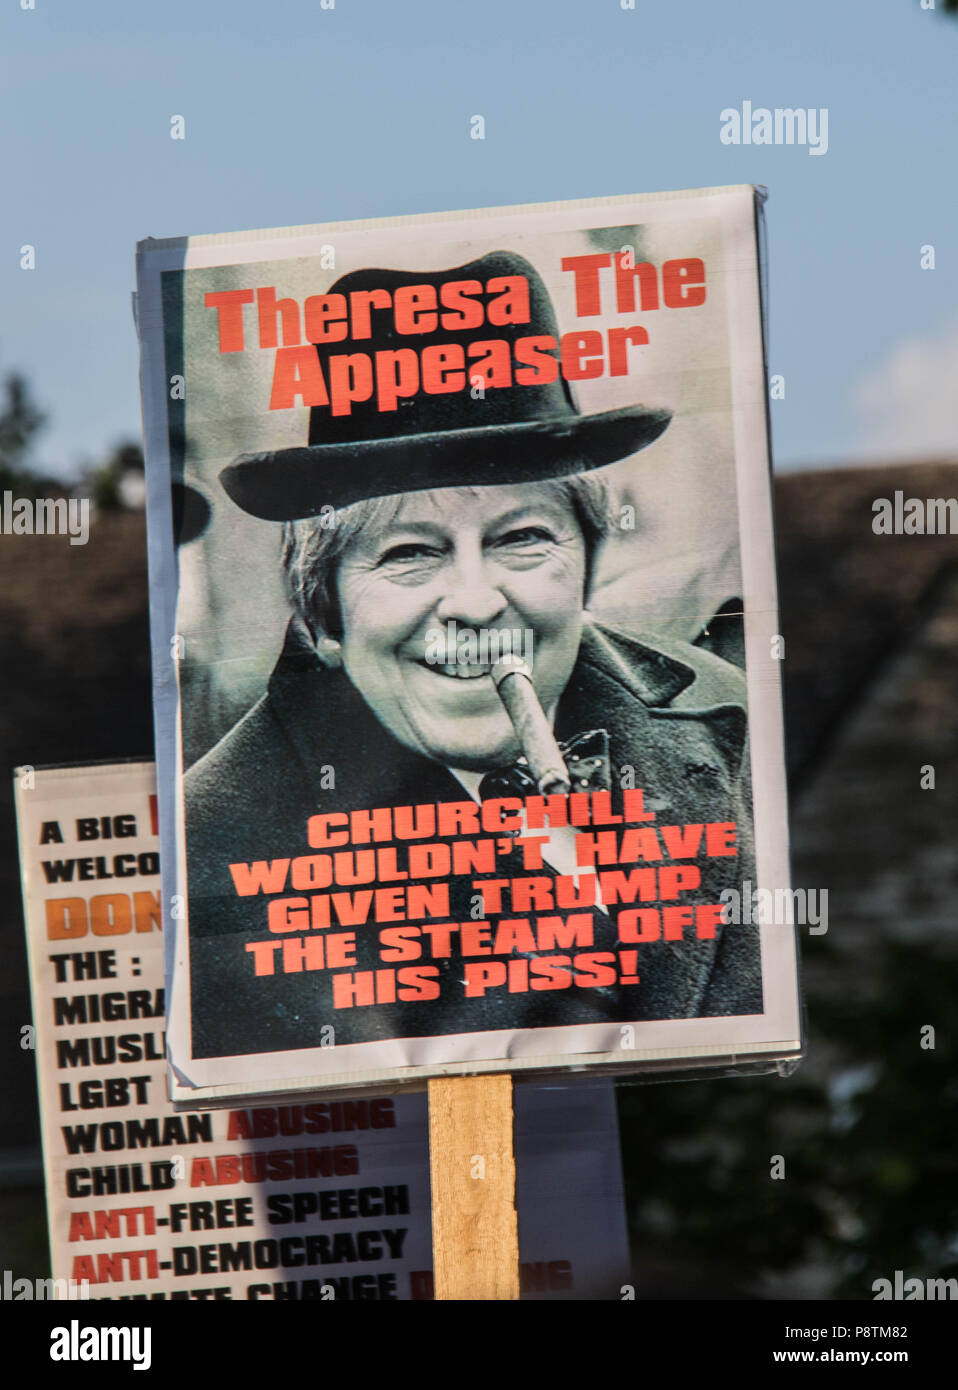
[2,0,956,478]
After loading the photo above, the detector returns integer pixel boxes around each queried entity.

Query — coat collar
[573,621,697,707]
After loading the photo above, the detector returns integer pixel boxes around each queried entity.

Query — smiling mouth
[417,659,492,681]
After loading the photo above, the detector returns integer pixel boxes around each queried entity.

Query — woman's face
[336,483,588,770]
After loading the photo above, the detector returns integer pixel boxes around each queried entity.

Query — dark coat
[184,620,761,1059]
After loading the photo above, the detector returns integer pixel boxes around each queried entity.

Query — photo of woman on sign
[182,250,761,1059]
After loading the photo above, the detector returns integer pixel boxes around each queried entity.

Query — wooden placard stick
[428,1073,519,1300]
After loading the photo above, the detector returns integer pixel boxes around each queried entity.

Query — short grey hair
[282,473,612,640]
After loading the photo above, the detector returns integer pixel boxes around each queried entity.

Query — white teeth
[436,663,491,680]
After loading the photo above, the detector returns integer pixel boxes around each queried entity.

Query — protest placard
[15,762,629,1300]
[135,186,801,1104]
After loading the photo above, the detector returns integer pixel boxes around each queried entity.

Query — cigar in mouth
[491,654,571,796]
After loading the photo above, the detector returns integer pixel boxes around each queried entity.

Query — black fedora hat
[171,480,212,546]
[220,250,671,522]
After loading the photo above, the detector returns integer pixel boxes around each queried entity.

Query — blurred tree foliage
[0,366,144,509]
[86,441,145,511]
[0,372,51,498]
[618,936,957,1297]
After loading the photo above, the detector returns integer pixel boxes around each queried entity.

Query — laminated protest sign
[15,762,629,1300]
[135,186,801,1106]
